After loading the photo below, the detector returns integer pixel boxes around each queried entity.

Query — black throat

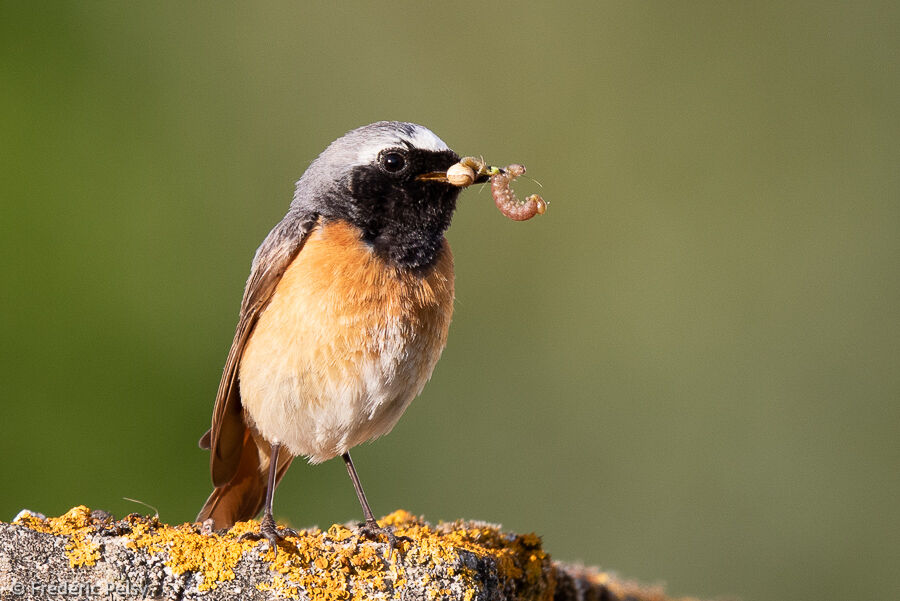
[336,149,461,271]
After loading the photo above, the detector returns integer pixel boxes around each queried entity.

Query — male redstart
[197,121,484,548]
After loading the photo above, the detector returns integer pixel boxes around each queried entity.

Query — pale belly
[238,222,454,463]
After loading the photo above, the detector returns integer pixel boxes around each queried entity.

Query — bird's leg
[241,442,296,555]
[342,452,410,560]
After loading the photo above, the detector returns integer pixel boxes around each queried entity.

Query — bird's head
[292,121,471,269]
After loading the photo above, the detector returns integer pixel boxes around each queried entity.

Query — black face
[339,146,461,270]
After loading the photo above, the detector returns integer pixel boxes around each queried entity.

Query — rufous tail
[197,428,292,530]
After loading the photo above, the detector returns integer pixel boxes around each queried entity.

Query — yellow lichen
[14,506,101,568]
[125,517,259,590]
[65,536,102,568]
[380,510,553,601]
[10,507,553,600]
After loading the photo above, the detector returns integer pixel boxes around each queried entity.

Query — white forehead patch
[352,124,449,166]
[405,125,450,153]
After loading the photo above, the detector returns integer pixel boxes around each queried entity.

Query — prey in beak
[420,156,548,221]
[417,156,494,187]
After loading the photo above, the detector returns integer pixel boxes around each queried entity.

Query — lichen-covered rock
[0,506,687,601]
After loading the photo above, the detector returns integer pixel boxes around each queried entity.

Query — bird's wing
[202,212,319,486]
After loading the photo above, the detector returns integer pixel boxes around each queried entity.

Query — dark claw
[357,520,412,562]
[240,513,297,557]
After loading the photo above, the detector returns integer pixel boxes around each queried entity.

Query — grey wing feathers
[205,212,318,486]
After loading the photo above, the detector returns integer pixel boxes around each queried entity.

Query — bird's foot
[356,519,412,562]
[240,513,297,557]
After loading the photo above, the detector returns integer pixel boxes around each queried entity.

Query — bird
[196,121,484,549]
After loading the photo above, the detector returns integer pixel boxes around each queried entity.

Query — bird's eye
[380,151,406,173]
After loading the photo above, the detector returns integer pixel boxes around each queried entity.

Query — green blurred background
[1,3,897,600]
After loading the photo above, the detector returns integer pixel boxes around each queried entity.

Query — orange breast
[238,220,454,462]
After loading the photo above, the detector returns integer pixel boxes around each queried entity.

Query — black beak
[416,171,450,183]
[416,171,490,185]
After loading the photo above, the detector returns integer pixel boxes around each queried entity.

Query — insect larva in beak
[490,164,547,221]
[446,162,476,187]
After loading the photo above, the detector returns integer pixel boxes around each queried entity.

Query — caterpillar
[452,156,547,221]
[489,163,547,221]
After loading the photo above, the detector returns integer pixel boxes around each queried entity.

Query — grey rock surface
[0,507,685,601]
